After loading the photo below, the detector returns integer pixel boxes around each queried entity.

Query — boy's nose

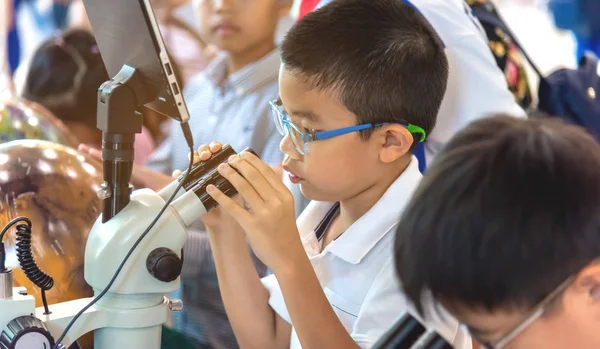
[195,0,230,10]
[280,134,302,160]
[212,0,233,11]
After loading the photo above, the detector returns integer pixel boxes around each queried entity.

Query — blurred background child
[21,29,156,164]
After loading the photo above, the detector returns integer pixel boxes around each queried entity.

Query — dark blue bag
[549,0,600,40]
[538,53,600,140]
[471,2,600,141]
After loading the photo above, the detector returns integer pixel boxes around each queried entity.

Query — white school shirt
[262,158,472,349]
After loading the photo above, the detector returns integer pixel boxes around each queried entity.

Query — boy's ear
[573,263,600,303]
[377,124,414,164]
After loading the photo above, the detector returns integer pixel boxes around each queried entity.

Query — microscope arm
[77,187,204,349]
[38,296,172,348]
[37,298,101,348]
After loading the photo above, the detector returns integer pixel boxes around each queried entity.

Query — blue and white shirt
[146,49,283,173]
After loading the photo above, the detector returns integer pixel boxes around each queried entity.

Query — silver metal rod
[0,270,13,299]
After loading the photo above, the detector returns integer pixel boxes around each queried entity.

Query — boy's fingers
[188,151,200,162]
[172,170,182,178]
[199,150,211,161]
[197,144,210,156]
[209,142,222,153]
[195,143,224,161]
[227,156,275,203]
[217,163,265,211]
[196,144,215,161]
[240,152,288,195]
[206,185,250,222]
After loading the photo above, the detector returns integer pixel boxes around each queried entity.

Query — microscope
[0,1,252,348]
[371,313,454,349]
[0,142,251,349]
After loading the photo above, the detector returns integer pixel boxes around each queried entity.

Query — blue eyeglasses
[269,99,426,155]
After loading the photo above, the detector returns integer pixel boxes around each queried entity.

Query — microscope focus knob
[146,247,182,282]
[0,316,54,349]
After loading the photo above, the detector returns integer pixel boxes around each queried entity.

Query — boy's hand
[206,152,303,272]
[171,142,223,178]
[179,142,246,238]
[77,144,172,191]
[173,142,285,179]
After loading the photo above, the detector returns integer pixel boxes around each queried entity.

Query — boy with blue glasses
[191,0,471,348]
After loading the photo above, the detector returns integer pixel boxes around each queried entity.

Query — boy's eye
[292,121,312,134]
[300,126,320,133]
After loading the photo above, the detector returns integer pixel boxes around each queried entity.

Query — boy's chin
[298,183,317,201]
[299,183,336,203]
[214,39,247,53]
[209,39,235,51]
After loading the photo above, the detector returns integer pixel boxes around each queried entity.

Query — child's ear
[573,263,600,304]
[377,124,413,164]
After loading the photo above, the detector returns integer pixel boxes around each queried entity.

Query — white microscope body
[0,183,204,349]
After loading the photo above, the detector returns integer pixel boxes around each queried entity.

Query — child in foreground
[395,115,600,349]
[189,0,471,347]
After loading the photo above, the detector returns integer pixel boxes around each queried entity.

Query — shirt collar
[203,48,281,97]
[298,201,336,257]
[299,157,423,264]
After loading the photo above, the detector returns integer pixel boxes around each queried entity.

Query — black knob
[0,316,54,349]
[146,248,182,282]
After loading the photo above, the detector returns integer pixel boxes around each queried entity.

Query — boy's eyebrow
[275,98,320,121]
[288,109,320,122]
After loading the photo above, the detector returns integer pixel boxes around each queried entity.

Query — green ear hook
[407,124,427,142]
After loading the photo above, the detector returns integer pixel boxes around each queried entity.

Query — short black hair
[394,115,600,315]
[23,29,109,128]
[280,0,448,141]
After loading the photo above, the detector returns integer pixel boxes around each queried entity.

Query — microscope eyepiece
[178,144,237,190]
[373,313,426,349]
[190,168,237,211]
[169,147,260,227]
[189,147,258,211]
[372,313,454,349]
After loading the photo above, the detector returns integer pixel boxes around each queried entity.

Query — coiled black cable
[0,217,54,314]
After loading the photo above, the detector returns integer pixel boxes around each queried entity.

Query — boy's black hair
[394,115,600,315]
[23,29,109,128]
[280,0,448,141]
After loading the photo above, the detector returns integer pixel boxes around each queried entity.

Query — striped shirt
[145,48,283,349]
[145,49,283,173]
